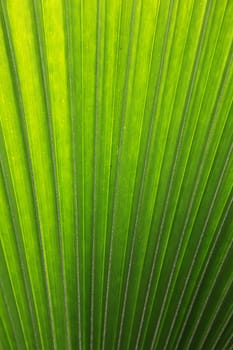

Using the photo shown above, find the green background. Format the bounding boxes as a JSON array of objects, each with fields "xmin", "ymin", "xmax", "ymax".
[{"xmin": 0, "ymin": 0, "xmax": 232, "ymax": 349}]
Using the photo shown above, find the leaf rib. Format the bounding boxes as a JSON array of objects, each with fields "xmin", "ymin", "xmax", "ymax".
[
  {"xmin": 0, "ymin": 2, "xmax": 56, "ymax": 348},
  {"xmin": 115, "ymin": 1, "xmax": 161, "ymax": 348},
  {"xmin": 102, "ymin": 0, "xmax": 138, "ymax": 347},
  {"xmin": 0, "ymin": 126, "xmax": 42, "ymax": 349},
  {"xmin": 149, "ymin": 2, "xmax": 231, "ymax": 348},
  {"xmin": 31, "ymin": 1, "xmax": 71, "ymax": 348},
  {"xmin": 63, "ymin": 0, "xmax": 82, "ymax": 348},
  {"xmin": 173, "ymin": 50, "xmax": 233, "ymax": 350}
]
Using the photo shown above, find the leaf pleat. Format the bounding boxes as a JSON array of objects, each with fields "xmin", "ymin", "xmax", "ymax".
[{"xmin": 0, "ymin": 0, "xmax": 232, "ymax": 349}]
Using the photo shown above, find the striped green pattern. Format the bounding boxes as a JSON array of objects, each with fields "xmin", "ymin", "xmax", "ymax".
[{"xmin": 0, "ymin": 0, "xmax": 232, "ymax": 349}]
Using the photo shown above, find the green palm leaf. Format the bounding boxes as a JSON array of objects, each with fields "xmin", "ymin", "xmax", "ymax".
[{"xmin": 0, "ymin": 0, "xmax": 232, "ymax": 349}]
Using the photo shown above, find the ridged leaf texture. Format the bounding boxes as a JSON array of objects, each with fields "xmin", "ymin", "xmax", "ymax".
[{"xmin": 0, "ymin": 0, "xmax": 232, "ymax": 349}]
